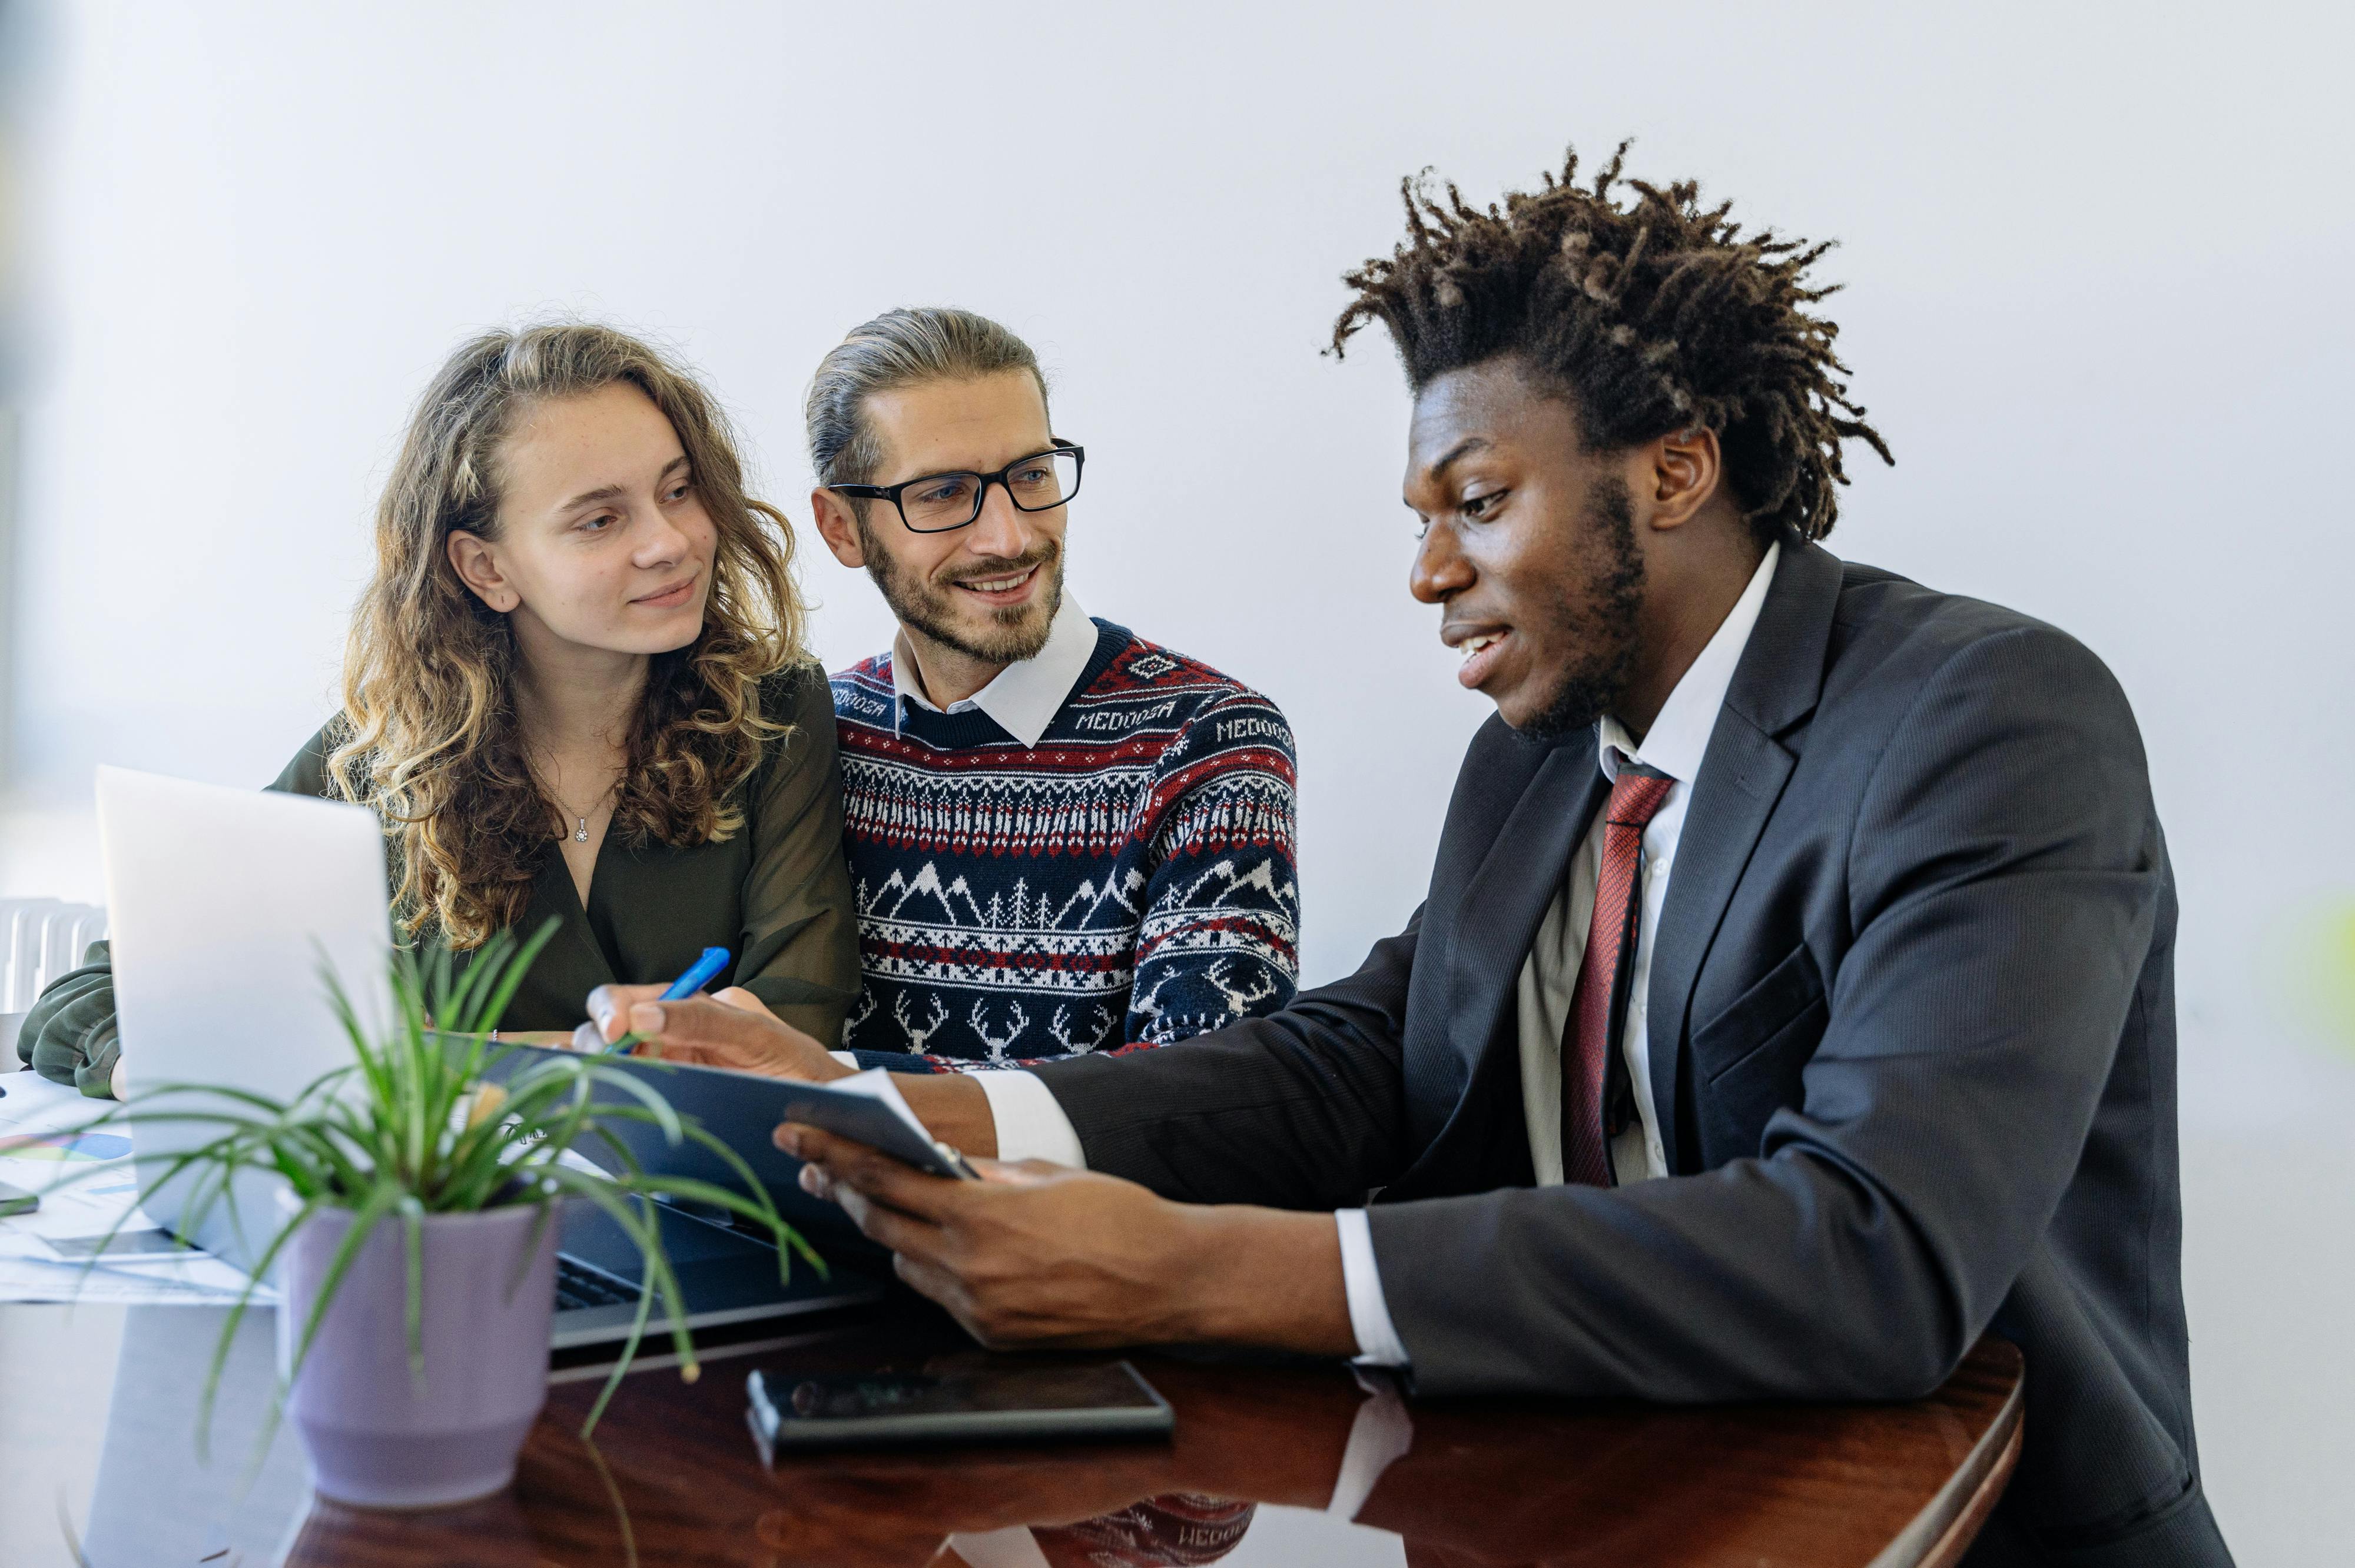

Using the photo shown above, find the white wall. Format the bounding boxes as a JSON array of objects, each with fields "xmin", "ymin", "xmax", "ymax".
[{"xmin": 4, "ymin": 4, "xmax": 2350, "ymax": 1559}]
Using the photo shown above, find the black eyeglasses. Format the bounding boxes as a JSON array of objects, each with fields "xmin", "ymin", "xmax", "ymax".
[{"xmin": 829, "ymin": 441, "xmax": 1084, "ymax": 534}]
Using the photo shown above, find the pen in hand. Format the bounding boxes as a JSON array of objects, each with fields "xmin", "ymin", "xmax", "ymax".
[{"xmin": 605, "ymin": 946, "xmax": 732, "ymax": 1055}]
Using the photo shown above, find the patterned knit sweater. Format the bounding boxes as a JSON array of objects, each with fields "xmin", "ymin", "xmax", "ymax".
[{"xmin": 830, "ymin": 619, "xmax": 1299, "ymax": 1071}]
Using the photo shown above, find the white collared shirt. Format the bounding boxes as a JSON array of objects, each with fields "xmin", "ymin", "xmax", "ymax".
[
  {"xmin": 890, "ymin": 590, "xmax": 1099, "ymax": 749},
  {"xmin": 1517, "ymin": 540, "xmax": 1781, "ymax": 1188},
  {"xmin": 987, "ymin": 545, "xmax": 1787, "ymax": 1366},
  {"xmin": 1337, "ymin": 540, "xmax": 1782, "ymax": 1364},
  {"xmin": 828, "ymin": 590, "xmax": 1116, "ymax": 1092}
]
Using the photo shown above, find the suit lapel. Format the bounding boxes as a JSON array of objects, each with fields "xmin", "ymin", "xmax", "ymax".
[
  {"xmin": 1644, "ymin": 717, "xmax": 1793, "ymax": 1174},
  {"xmin": 1644, "ymin": 537, "xmax": 1842, "ymax": 1172},
  {"xmin": 1444, "ymin": 742, "xmax": 1610, "ymax": 1082}
]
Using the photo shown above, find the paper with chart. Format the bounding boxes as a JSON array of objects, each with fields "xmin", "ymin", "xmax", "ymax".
[{"xmin": 1, "ymin": 1069, "xmax": 267, "ymax": 1303}]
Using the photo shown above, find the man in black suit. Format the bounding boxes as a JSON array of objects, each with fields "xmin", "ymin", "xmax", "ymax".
[{"xmin": 587, "ymin": 147, "xmax": 2231, "ymax": 1564}]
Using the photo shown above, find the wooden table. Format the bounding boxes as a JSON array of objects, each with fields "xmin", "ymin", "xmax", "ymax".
[{"xmin": 1, "ymin": 1297, "xmax": 2021, "ymax": 1567}]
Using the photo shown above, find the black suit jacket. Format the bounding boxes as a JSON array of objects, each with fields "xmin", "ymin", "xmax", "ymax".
[{"xmin": 1034, "ymin": 536, "xmax": 2231, "ymax": 1566}]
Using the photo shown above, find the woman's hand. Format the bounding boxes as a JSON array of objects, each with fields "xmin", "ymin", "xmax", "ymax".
[{"xmin": 570, "ymin": 984, "xmax": 853, "ymax": 1081}]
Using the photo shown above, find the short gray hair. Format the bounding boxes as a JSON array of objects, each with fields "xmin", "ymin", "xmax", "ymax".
[{"xmin": 804, "ymin": 307, "xmax": 1049, "ymax": 488}]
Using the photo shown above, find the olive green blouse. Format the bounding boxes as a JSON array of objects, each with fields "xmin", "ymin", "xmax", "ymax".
[{"xmin": 18, "ymin": 663, "xmax": 860, "ymax": 1097}]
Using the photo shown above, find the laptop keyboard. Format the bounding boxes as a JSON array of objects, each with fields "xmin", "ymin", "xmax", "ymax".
[{"xmin": 553, "ymin": 1254, "xmax": 641, "ymax": 1311}]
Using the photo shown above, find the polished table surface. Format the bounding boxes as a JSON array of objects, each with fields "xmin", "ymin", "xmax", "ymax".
[{"xmin": 0, "ymin": 1296, "xmax": 2022, "ymax": 1568}]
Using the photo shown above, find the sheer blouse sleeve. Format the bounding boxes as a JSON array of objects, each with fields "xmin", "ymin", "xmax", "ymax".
[{"xmin": 731, "ymin": 663, "xmax": 861, "ymax": 1045}]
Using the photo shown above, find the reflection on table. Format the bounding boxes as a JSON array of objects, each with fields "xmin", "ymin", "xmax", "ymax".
[{"xmin": 11, "ymin": 1295, "xmax": 2022, "ymax": 1567}]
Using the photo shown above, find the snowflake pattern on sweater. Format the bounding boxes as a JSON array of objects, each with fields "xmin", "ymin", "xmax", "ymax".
[{"xmin": 830, "ymin": 619, "xmax": 1299, "ymax": 1071}]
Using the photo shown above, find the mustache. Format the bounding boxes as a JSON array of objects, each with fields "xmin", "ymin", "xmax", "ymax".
[{"xmin": 938, "ymin": 540, "xmax": 1059, "ymax": 588}]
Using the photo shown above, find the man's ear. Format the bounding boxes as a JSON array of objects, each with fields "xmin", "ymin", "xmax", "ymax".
[
  {"xmin": 1647, "ymin": 426, "xmax": 1725, "ymax": 532},
  {"xmin": 809, "ymin": 488, "xmax": 869, "ymax": 569},
  {"xmin": 446, "ymin": 530, "xmax": 520, "ymax": 613}
]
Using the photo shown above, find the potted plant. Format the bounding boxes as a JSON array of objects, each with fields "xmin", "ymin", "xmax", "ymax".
[{"xmin": 79, "ymin": 920, "xmax": 821, "ymax": 1509}]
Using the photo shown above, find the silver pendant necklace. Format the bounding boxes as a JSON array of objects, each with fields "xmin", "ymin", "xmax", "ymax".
[
  {"xmin": 560, "ymin": 783, "xmax": 616, "ymax": 845},
  {"xmin": 534, "ymin": 755, "xmax": 619, "ymax": 849}
]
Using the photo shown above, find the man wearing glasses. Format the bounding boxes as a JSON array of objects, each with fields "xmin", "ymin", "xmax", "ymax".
[{"xmin": 794, "ymin": 307, "xmax": 1299, "ymax": 1088}]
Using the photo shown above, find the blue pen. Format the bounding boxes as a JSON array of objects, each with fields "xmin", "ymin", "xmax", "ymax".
[{"xmin": 606, "ymin": 946, "xmax": 731, "ymax": 1054}]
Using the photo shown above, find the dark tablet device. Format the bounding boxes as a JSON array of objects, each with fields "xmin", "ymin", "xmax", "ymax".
[
  {"xmin": 475, "ymin": 1045, "xmax": 977, "ymax": 1189},
  {"xmin": 747, "ymin": 1361, "xmax": 1173, "ymax": 1456}
]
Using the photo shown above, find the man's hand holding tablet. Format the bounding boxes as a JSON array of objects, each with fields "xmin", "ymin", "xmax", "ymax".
[
  {"xmin": 575, "ymin": 980, "xmax": 1358, "ymax": 1356},
  {"xmin": 775, "ymin": 1120, "xmax": 1356, "ymax": 1355}
]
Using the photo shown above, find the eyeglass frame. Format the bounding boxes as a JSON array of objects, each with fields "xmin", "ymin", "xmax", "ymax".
[{"xmin": 825, "ymin": 440, "xmax": 1086, "ymax": 534}]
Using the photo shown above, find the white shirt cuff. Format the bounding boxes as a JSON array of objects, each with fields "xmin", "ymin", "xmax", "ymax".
[
  {"xmin": 942, "ymin": 1526, "xmax": 1051, "ymax": 1568},
  {"xmin": 1325, "ymin": 1369, "xmax": 1414, "ymax": 1519},
  {"xmin": 973, "ymin": 1070, "xmax": 1088, "ymax": 1169},
  {"xmin": 1334, "ymin": 1208, "xmax": 1410, "ymax": 1367},
  {"xmin": 828, "ymin": 1051, "xmax": 858, "ymax": 1069}
]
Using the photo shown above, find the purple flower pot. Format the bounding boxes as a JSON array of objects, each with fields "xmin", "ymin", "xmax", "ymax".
[{"xmin": 277, "ymin": 1194, "xmax": 559, "ymax": 1509}]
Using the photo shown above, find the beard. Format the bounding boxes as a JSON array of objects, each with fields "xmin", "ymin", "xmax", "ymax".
[
  {"xmin": 1512, "ymin": 476, "xmax": 1648, "ymax": 740},
  {"xmin": 855, "ymin": 516, "xmax": 1064, "ymax": 666}
]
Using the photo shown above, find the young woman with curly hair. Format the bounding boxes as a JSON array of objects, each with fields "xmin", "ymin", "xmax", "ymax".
[{"xmin": 22, "ymin": 322, "xmax": 859, "ymax": 1097}]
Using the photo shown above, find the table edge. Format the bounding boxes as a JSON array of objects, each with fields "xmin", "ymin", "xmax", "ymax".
[{"xmin": 1865, "ymin": 1349, "xmax": 2026, "ymax": 1568}]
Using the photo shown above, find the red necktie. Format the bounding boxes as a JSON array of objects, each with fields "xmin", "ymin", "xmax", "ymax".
[{"xmin": 1562, "ymin": 766, "xmax": 1676, "ymax": 1187}]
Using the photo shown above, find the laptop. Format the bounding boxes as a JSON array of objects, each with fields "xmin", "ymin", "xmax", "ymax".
[{"xmin": 95, "ymin": 765, "xmax": 884, "ymax": 1348}]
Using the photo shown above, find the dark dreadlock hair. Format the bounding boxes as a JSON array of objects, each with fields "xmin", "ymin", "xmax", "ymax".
[{"xmin": 1331, "ymin": 142, "xmax": 1893, "ymax": 546}]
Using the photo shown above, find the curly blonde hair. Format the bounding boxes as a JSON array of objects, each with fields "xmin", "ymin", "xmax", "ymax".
[{"xmin": 329, "ymin": 322, "xmax": 809, "ymax": 946}]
